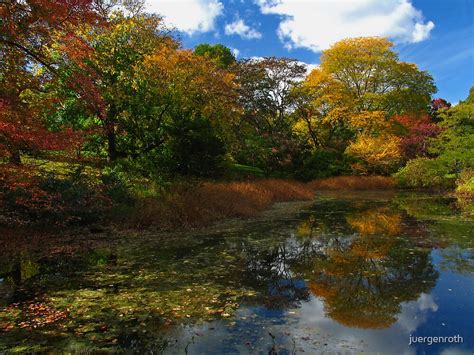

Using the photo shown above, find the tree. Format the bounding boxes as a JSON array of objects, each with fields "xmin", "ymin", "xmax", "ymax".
[
  {"xmin": 234, "ymin": 57, "xmax": 307, "ymax": 173},
  {"xmin": 319, "ymin": 37, "xmax": 436, "ymax": 117},
  {"xmin": 0, "ymin": 0, "xmax": 98, "ymax": 71},
  {"xmin": 429, "ymin": 88, "xmax": 474, "ymax": 170},
  {"xmin": 129, "ymin": 46, "xmax": 237, "ymax": 176},
  {"xmin": 48, "ymin": 13, "xmax": 174, "ymax": 161},
  {"xmin": 297, "ymin": 37, "xmax": 436, "ymax": 155},
  {"xmin": 293, "ymin": 69, "xmax": 352, "ymax": 149},
  {"xmin": 395, "ymin": 87, "xmax": 474, "ymax": 188},
  {"xmin": 0, "ymin": 0, "xmax": 97, "ymax": 164},
  {"xmin": 194, "ymin": 43, "xmax": 236, "ymax": 69},
  {"xmin": 295, "ymin": 37, "xmax": 437, "ymax": 176},
  {"xmin": 236, "ymin": 57, "xmax": 307, "ymax": 136},
  {"xmin": 429, "ymin": 98, "xmax": 451, "ymax": 122},
  {"xmin": 392, "ymin": 113, "xmax": 441, "ymax": 160}
]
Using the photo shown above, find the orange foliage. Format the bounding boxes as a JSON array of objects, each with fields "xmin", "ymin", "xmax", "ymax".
[
  {"xmin": 129, "ymin": 179, "xmax": 315, "ymax": 229},
  {"xmin": 329, "ymin": 306, "xmax": 395, "ymax": 329},
  {"xmin": 347, "ymin": 208, "xmax": 402, "ymax": 236},
  {"xmin": 308, "ymin": 176, "xmax": 395, "ymax": 190},
  {"xmin": 308, "ymin": 281, "xmax": 338, "ymax": 299}
]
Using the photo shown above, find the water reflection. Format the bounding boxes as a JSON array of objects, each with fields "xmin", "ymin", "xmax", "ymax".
[{"xmin": 0, "ymin": 191, "xmax": 473, "ymax": 353}]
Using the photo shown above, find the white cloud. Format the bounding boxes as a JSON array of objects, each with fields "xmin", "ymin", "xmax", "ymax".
[
  {"xmin": 225, "ymin": 19, "xmax": 262, "ymax": 39},
  {"xmin": 300, "ymin": 61, "xmax": 319, "ymax": 75},
  {"xmin": 256, "ymin": 0, "xmax": 435, "ymax": 52},
  {"xmin": 146, "ymin": 0, "xmax": 223, "ymax": 34},
  {"xmin": 230, "ymin": 47, "xmax": 240, "ymax": 57}
]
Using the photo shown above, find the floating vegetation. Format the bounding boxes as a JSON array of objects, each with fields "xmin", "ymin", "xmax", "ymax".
[{"xmin": 1, "ymin": 191, "xmax": 473, "ymax": 352}]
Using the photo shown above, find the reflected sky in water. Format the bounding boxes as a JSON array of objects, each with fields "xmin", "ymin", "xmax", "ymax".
[{"xmin": 0, "ymin": 191, "xmax": 473, "ymax": 353}]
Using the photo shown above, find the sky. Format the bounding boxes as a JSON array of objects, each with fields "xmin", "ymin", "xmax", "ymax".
[{"xmin": 145, "ymin": 0, "xmax": 474, "ymax": 103}]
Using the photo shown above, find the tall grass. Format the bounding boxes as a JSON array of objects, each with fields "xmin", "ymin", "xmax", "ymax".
[
  {"xmin": 128, "ymin": 176, "xmax": 396, "ymax": 229},
  {"xmin": 308, "ymin": 176, "xmax": 395, "ymax": 190},
  {"xmin": 128, "ymin": 179, "xmax": 315, "ymax": 229}
]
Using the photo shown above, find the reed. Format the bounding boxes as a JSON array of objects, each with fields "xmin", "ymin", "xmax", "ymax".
[
  {"xmin": 308, "ymin": 176, "xmax": 395, "ymax": 190},
  {"xmin": 129, "ymin": 179, "xmax": 314, "ymax": 229}
]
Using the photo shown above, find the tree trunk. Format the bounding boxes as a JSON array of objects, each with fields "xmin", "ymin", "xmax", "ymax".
[
  {"xmin": 107, "ymin": 125, "xmax": 117, "ymax": 161},
  {"xmin": 104, "ymin": 105, "xmax": 118, "ymax": 161}
]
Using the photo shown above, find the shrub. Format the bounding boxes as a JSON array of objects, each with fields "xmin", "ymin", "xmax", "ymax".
[
  {"xmin": 101, "ymin": 168, "xmax": 133, "ymax": 204},
  {"xmin": 394, "ymin": 158, "xmax": 455, "ymax": 189},
  {"xmin": 345, "ymin": 134, "xmax": 402, "ymax": 175},
  {"xmin": 1, "ymin": 167, "xmax": 111, "ymax": 225},
  {"xmin": 296, "ymin": 149, "xmax": 350, "ymax": 181},
  {"xmin": 456, "ymin": 169, "xmax": 474, "ymax": 196}
]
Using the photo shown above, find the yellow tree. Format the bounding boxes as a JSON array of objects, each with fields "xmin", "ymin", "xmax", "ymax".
[
  {"xmin": 345, "ymin": 133, "xmax": 403, "ymax": 174},
  {"xmin": 296, "ymin": 37, "xmax": 436, "ymax": 163},
  {"xmin": 319, "ymin": 37, "xmax": 435, "ymax": 119}
]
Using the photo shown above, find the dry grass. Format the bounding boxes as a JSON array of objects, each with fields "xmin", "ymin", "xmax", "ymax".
[
  {"xmin": 129, "ymin": 179, "xmax": 315, "ymax": 229},
  {"xmin": 128, "ymin": 176, "xmax": 396, "ymax": 229},
  {"xmin": 308, "ymin": 176, "xmax": 395, "ymax": 190}
]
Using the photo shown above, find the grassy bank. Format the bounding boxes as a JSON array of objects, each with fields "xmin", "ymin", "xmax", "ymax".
[
  {"xmin": 127, "ymin": 179, "xmax": 315, "ymax": 229},
  {"xmin": 308, "ymin": 176, "xmax": 396, "ymax": 190},
  {"xmin": 1, "ymin": 167, "xmax": 397, "ymax": 230},
  {"xmin": 125, "ymin": 176, "xmax": 396, "ymax": 230}
]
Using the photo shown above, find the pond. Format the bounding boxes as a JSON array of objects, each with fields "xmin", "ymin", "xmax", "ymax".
[{"xmin": 0, "ymin": 191, "xmax": 473, "ymax": 353}]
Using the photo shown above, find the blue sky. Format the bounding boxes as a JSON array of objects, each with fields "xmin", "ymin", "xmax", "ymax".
[{"xmin": 146, "ymin": 0, "xmax": 474, "ymax": 103}]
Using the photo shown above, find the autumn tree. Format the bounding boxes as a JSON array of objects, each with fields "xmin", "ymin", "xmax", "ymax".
[
  {"xmin": 0, "ymin": 0, "xmax": 100, "ymax": 164},
  {"xmin": 296, "ymin": 37, "xmax": 436, "ymax": 176},
  {"xmin": 130, "ymin": 46, "xmax": 237, "ymax": 176},
  {"xmin": 392, "ymin": 113, "xmax": 441, "ymax": 160},
  {"xmin": 345, "ymin": 134, "xmax": 402, "ymax": 175},
  {"xmin": 298, "ymin": 37, "xmax": 436, "ymax": 141},
  {"xmin": 47, "ymin": 13, "xmax": 175, "ymax": 161},
  {"xmin": 429, "ymin": 98, "xmax": 451, "ymax": 122},
  {"xmin": 318, "ymin": 37, "xmax": 436, "ymax": 118},
  {"xmin": 293, "ymin": 69, "xmax": 353, "ymax": 149},
  {"xmin": 0, "ymin": 0, "xmax": 98, "ymax": 71}
]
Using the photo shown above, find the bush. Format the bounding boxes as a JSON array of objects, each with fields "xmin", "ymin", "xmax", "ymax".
[
  {"xmin": 101, "ymin": 168, "xmax": 134, "ymax": 204},
  {"xmin": 394, "ymin": 158, "xmax": 455, "ymax": 189},
  {"xmin": 456, "ymin": 169, "xmax": 474, "ymax": 196},
  {"xmin": 1, "ymin": 167, "xmax": 111, "ymax": 225},
  {"xmin": 345, "ymin": 134, "xmax": 402, "ymax": 175},
  {"xmin": 296, "ymin": 149, "xmax": 350, "ymax": 181},
  {"xmin": 164, "ymin": 117, "xmax": 227, "ymax": 177}
]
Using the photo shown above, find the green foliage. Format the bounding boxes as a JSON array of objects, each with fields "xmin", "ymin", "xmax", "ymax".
[
  {"xmin": 163, "ymin": 117, "xmax": 227, "ymax": 177},
  {"xmin": 396, "ymin": 87, "xmax": 474, "ymax": 190},
  {"xmin": 296, "ymin": 149, "xmax": 350, "ymax": 181},
  {"xmin": 193, "ymin": 43, "xmax": 236, "ymax": 69},
  {"xmin": 227, "ymin": 164, "xmax": 265, "ymax": 179},
  {"xmin": 429, "ymin": 92, "xmax": 474, "ymax": 169},
  {"xmin": 456, "ymin": 169, "xmax": 474, "ymax": 196},
  {"xmin": 394, "ymin": 158, "xmax": 455, "ymax": 189},
  {"xmin": 100, "ymin": 168, "xmax": 134, "ymax": 203}
]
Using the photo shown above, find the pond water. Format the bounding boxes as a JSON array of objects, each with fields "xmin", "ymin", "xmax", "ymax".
[{"xmin": 0, "ymin": 191, "xmax": 473, "ymax": 353}]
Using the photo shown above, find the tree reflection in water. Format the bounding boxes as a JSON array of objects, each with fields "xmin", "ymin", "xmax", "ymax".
[
  {"xmin": 2, "ymin": 192, "xmax": 472, "ymax": 352},
  {"xmin": 242, "ymin": 204, "xmax": 438, "ymax": 329}
]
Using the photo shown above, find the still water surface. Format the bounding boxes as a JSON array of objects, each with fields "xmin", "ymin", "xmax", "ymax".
[{"xmin": 0, "ymin": 191, "xmax": 473, "ymax": 353}]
